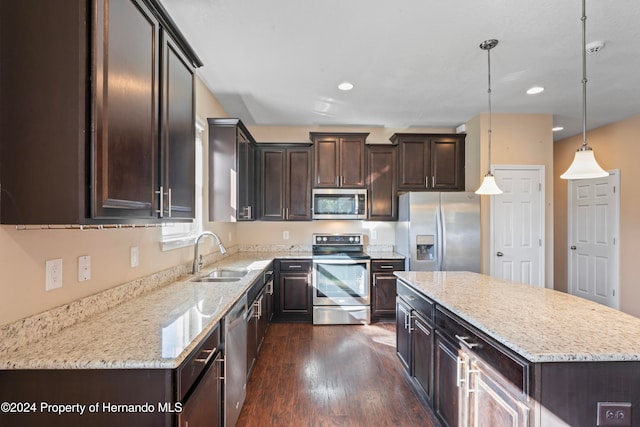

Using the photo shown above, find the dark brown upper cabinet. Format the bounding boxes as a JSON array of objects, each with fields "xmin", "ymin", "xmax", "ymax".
[
  {"xmin": 208, "ymin": 119, "xmax": 257, "ymax": 222},
  {"xmin": 390, "ymin": 133, "xmax": 465, "ymax": 191},
  {"xmin": 366, "ymin": 144, "xmax": 398, "ymax": 221},
  {"xmin": 0, "ymin": 0, "xmax": 201, "ymax": 224},
  {"xmin": 310, "ymin": 133, "xmax": 368, "ymax": 188},
  {"xmin": 258, "ymin": 144, "xmax": 312, "ymax": 221}
]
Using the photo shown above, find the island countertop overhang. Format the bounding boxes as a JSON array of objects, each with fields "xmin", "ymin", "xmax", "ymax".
[{"xmin": 394, "ymin": 271, "xmax": 640, "ymax": 363}]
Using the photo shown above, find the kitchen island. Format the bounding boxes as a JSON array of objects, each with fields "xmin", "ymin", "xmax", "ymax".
[{"xmin": 395, "ymin": 271, "xmax": 640, "ymax": 427}]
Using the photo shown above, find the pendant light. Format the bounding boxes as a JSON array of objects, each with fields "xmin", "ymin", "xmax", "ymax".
[
  {"xmin": 560, "ymin": 0, "xmax": 608, "ymax": 180},
  {"xmin": 475, "ymin": 39, "xmax": 503, "ymax": 195}
]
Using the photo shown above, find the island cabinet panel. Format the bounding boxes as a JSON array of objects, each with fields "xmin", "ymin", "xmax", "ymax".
[
  {"xmin": 0, "ymin": 0, "xmax": 200, "ymax": 224},
  {"xmin": 366, "ymin": 144, "xmax": 398, "ymax": 221},
  {"xmin": 311, "ymin": 132, "xmax": 368, "ymax": 188},
  {"xmin": 395, "ymin": 298, "xmax": 412, "ymax": 372},
  {"xmin": 273, "ymin": 259, "xmax": 313, "ymax": 322},
  {"xmin": 433, "ymin": 331, "xmax": 460, "ymax": 427},
  {"xmin": 391, "ymin": 133, "xmax": 465, "ymax": 191},
  {"xmin": 412, "ymin": 312, "xmax": 434, "ymax": 401}
]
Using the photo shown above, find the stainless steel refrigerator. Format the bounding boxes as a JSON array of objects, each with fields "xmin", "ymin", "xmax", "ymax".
[{"xmin": 396, "ymin": 192, "xmax": 481, "ymax": 272}]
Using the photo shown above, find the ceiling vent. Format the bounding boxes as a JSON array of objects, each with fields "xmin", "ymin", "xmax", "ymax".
[{"xmin": 586, "ymin": 41, "xmax": 605, "ymax": 54}]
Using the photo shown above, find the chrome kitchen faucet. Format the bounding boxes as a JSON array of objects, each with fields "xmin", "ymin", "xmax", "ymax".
[{"xmin": 192, "ymin": 231, "xmax": 227, "ymax": 274}]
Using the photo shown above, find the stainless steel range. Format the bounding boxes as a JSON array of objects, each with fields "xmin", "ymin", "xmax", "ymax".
[{"xmin": 312, "ymin": 233, "xmax": 371, "ymax": 325}]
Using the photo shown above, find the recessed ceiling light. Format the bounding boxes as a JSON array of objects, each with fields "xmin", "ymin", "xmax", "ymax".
[
  {"xmin": 552, "ymin": 126, "xmax": 564, "ymax": 132},
  {"xmin": 526, "ymin": 86, "xmax": 544, "ymax": 95},
  {"xmin": 338, "ymin": 81, "xmax": 354, "ymax": 91}
]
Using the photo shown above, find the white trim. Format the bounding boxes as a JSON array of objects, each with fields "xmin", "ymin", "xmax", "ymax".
[{"xmin": 489, "ymin": 165, "xmax": 546, "ymax": 287}]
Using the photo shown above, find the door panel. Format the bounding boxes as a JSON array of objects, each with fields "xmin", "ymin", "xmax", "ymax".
[
  {"xmin": 492, "ymin": 167, "xmax": 544, "ymax": 287},
  {"xmin": 568, "ymin": 171, "xmax": 619, "ymax": 309}
]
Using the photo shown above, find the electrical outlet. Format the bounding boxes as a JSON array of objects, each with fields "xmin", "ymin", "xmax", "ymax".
[
  {"xmin": 597, "ymin": 402, "xmax": 631, "ymax": 427},
  {"xmin": 45, "ymin": 258, "xmax": 63, "ymax": 291},
  {"xmin": 283, "ymin": 230, "xmax": 289, "ymax": 240},
  {"xmin": 371, "ymin": 230, "xmax": 378, "ymax": 240},
  {"xmin": 78, "ymin": 255, "xmax": 91, "ymax": 282},
  {"xmin": 130, "ymin": 246, "xmax": 139, "ymax": 268}
]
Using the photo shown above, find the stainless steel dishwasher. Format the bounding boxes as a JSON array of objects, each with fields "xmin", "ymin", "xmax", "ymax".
[{"xmin": 224, "ymin": 294, "xmax": 248, "ymax": 427}]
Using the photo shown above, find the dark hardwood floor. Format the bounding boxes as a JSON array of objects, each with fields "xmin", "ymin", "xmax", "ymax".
[{"xmin": 236, "ymin": 322, "xmax": 441, "ymax": 427}]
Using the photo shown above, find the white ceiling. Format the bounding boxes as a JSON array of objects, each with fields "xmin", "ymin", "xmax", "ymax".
[{"xmin": 161, "ymin": 0, "xmax": 640, "ymax": 141}]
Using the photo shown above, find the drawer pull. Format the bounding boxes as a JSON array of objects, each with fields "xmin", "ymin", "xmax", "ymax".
[
  {"xmin": 288, "ymin": 265, "xmax": 302, "ymax": 269},
  {"xmin": 195, "ymin": 349, "xmax": 217, "ymax": 364},
  {"xmin": 380, "ymin": 265, "xmax": 394, "ymax": 269},
  {"xmin": 455, "ymin": 334, "xmax": 480, "ymax": 349},
  {"xmin": 456, "ymin": 356, "xmax": 466, "ymax": 387}
]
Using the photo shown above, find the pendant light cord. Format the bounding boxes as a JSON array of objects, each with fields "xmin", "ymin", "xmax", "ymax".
[
  {"xmin": 581, "ymin": 0, "xmax": 588, "ymax": 149},
  {"xmin": 487, "ymin": 45, "xmax": 493, "ymax": 174}
]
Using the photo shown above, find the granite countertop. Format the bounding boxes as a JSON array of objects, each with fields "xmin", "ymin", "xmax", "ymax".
[
  {"xmin": 394, "ymin": 271, "xmax": 640, "ymax": 363},
  {"xmin": 0, "ymin": 252, "xmax": 298, "ymax": 370}
]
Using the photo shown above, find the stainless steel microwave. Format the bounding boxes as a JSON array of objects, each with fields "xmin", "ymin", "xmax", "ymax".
[{"xmin": 312, "ymin": 188, "xmax": 367, "ymax": 220}]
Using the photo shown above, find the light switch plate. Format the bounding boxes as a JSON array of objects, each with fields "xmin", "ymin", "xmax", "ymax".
[
  {"xmin": 283, "ymin": 231, "xmax": 289, "ymax": 240},
  {"xmin": 78, "ymin": 255, "xmax": 91, "ymax": 282}
]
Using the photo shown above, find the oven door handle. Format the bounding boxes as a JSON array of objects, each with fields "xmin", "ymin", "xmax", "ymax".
[{"xmin": 313, "ymin": 259, "xmax": 371, "ymax": 266}]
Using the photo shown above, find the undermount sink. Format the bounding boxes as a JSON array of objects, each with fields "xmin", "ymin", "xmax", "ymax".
[{"xmin": 190, "ymin": 268, "xmax": 248, "ymax": 283}]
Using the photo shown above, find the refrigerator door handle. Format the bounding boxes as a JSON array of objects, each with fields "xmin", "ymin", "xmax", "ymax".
[{"xmin": 439, "ymin": 201, "xmax": 446, "ymax": 271}]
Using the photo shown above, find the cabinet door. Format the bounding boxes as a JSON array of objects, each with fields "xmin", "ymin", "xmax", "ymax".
[
  {"xmin": 430, "ymin": 136, "xmax": 465, "ymax": 191},
  {"xmin": 280, "ymin": 273, "xmax": 312, "ymax": 314},
  {"xmin": 397, "ymin": 136, "xmax": 429, "ymax": 190},
  {"xmin": 178, "ymin": 353, "xmax": 222, "ymax": 427},
  {"xmin": 396, "ymin": 299, "xmax": 412, "ymax": 372},
  {"xmin": 372, "ymin": 273, "xmax": 397, "ymax": 317},
  {"xmin": 160, "ymin": 30, "xmax": 195, "ymax": 219},
  {"xmin": 260, "ymin": 148, "xmax": 286, "ymax": 220},
  {"xmin": 467, "ymin": 357, "xmax": 530, "ymax": 427},
  {"xmin": 93, "ymin": 0, "xmax": 159, "ymax": 219},
  {"xmin": 339, "ymin": 136, "xmax": 366, "ymax": 187},
  {"xmin": 237, "ymin": 128, "xmax": 256, "ymax": 220},
  {"xmin": 413, "ymin": 313, "xmax": 434, "ymax": 401},
  {"xmin": 434, "ymin": 332, "xmax": 459, "ymax": 427},
  {"xmin": 313, "ymin": 136, "xmax": 340, "ymax": 187},
  {"xmin": 286, "ymin": 148, "xmax": 312, "ymax": 220},
  {"xmin": 367, "ymin": 145, "xmax": 398, "ymax": 220}
]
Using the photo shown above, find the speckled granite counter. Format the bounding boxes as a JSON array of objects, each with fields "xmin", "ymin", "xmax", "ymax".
[
  {"xmin": 394, "ymin": 271, "xmax": 640, "ymax": 363},
  {"xmin": 0, "ymin": 251, "xmax": 310, "ymax": 370}
]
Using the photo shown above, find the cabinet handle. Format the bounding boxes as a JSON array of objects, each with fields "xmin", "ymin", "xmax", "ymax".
[
  {"xmin": 380, "ymin": 265, "xmax": 394, "ymax": 269},
  {"xmin": 195, "ymin": 348, "xmax": 217, "ymax": 365},
  {"xmin": 432, "ymin": 176, "xmax": 435, "ymax": 187},
  {"xmin": 456, "ymin": 356, "xmax": 466, "ymax": 387},
  {"xmin": 167, "ymin": 188, "xmax": 172, "ymax": 217},
  {"xmin": 425, "ymin": 176, "xmax": 428, "ymax": 188},
  {"xmin": 288, "ymin": 265, "xmax": 302, "ymax": 269},
  {"xmin": 286, "ymin": 208, "xmax": 289, "ymax": 219},
  {"xmin": 247, "ymin": 206, "xmax": 252, "ymax": 219},
  {"xmin": 455, "ymin": 334, "xmax": 480, "ymax": 349},
  {"xmin": 155, "ymin": 186, "xmax": 165, "ymax": 217}
]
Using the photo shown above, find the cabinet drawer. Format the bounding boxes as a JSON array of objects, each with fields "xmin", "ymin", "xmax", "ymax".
[
  {"xmin": 397, "ymin": 279, "xmax": 433, "ymax": 321},
  {"xmin": 371, "ymin": 259, "xmax": 405, "ymax": 272},
  {"xmin": 436, "ymin": 307, "xmax": 529, "ymax": 394},
  {"xmin": 279, "ymin": 260, "xmax": 311, "ymax": 272},
  {"xmin": 176, "ymin": 323, "xmax": 221, "ymax": 401}
]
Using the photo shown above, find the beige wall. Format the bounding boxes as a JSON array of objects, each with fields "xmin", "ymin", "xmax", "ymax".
[
  {"xmin": 471, "ymin": 113, "xmax": 555, "ymax": 287},
  {"xmin": 554, "ymin": 114, "xmax": 640, "ymax": 317},
  {"xmin": 0, "ymin": 76, "xmax": 231, "ymax": 326}
]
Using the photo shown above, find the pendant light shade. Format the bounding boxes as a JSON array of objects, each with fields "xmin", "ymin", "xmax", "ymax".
[
  {"xmin": 475, "ymin": 39, "xmax": 503, "ymax": 195},
  {"xmin": 560, "ymin": 0, "xmax": 608, "ymax": 180},
  {"xmin": 476, "ymin": 173, "xmax": 503, "ymax": 195}
]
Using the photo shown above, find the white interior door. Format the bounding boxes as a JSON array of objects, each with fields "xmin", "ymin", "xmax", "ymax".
[
  {"xmin": 491, "ymin": 166, "xmax": 545, "ymax": 287},
  {"xmin": 568, "ymin": 170, "xmax": 619, "ymax": 309}
]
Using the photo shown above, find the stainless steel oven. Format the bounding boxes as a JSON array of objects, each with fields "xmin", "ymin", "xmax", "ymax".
[{"xmin": 312, "ymin": 233, "xmax": 371, "ymax": 324}]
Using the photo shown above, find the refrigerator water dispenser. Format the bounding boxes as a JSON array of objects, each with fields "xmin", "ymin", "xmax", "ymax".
[{"xmin": 416, "ymin": 235, "xmax": 435, "ymax": 260}]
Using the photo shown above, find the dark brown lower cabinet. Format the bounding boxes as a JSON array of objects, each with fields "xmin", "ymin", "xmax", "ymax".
[
  {"xmin": 395, "ymin": 298, "xmax": 412, "ymax": 372},
  {"xmin": 273, "ymin": 260, "xmax": 312, "ymax": 322},
  {"xmin": 178, "ymin": 351, "xmax": 222, "ymax": 427},
  {"xmin": 372, "ymin": 259, "xmax": 405, "ymax": 320},
  {"xmin": 412, "ymin": 312, "xmax": 433, "ymax": 401},
  {"xmin": 433, "ymin": 331, "xmax": 459, "ymax": 427}
]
